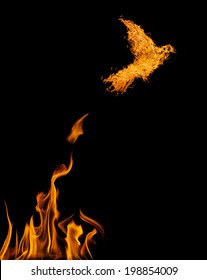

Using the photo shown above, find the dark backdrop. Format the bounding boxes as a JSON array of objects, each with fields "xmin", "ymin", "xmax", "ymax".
[{"xmin": 1, "ymin": 2, "xmax": 205, "ymax": 260}]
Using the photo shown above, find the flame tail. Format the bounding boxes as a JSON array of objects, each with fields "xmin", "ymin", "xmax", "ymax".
[{"xmin": 0, "ymin": 202, "xmax": 13, "ymax": 260}]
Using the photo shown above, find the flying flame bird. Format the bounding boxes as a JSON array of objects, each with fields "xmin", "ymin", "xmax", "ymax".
[
  {"xmin": 103, "ymin": 17, "xmax": 176, "ymax": 94},
  {"xmin": 0, "ymin": 113, "xmax": 104, "ymax": 260}
]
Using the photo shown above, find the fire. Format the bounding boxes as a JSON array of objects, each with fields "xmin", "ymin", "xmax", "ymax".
[
  {"xmin": 0, "ymin": 113, "xmax": 104, "ymax": 260},
  {"xmin": 103, "ymin": 17, "xmax": 176, "ymax": 94}
]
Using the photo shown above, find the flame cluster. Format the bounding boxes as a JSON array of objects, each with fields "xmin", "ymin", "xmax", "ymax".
[{"xmin": 0, "ymin": 114, "xmax": 104, "ymax": 260}]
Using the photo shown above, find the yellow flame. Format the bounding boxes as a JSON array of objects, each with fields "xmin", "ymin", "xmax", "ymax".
[
  {"xmin": 103, "ymin": 17, "xmax": 176, "ymax": 94},
  {"xmin": 67, "ymin": 113, "xmax": 89, "ymax": 144},
  {"xmin": 0, "ymin": 113, "xmax": 104, "ymax": 260},
  {"xmin": 0, "ymin": 202, "xmax": 13, "ymax": 259}
]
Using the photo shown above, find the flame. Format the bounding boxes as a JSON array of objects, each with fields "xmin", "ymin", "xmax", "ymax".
[
  {"xmin": 67, "ymin": 113, "xmax": 89, "ymax": 144},
  {"xmin": 103, "ymin": 17, "xmax": 176, "ymax": 94},
  {"xmin": 0, "ymin": 113, "xmax": 104, "ymax": 260}
]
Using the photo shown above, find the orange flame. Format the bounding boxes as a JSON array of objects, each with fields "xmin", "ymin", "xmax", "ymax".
[
  {"xmin": 0, "ymin": 113, "xmax": 104, "ymax": 260},
  {"xmin": 103, "ymin": 17, "xmax": 176, "ymax": 94}
]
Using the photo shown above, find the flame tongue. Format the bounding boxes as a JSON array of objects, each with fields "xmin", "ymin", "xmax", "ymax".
[
  {"xmin": 67, "ymin": 113, "xmax": 89, "ymax": 144},
  {"xmin": 0, "ymin": 113, "xmax": 104, "ymax": 260}
]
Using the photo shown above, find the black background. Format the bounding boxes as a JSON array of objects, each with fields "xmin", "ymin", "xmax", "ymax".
[{"xmin": 0, "ymin": 2, "xmax": 206, "ymax": 260}]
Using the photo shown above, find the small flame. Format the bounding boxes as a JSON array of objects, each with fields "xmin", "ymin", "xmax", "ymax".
[
  {"xmin": 0, "ymin": 113, "xmax": 104, "ymax": 260},
  {"xmin": 67, "ymin": 113, "xmax": 89, "ymax": 144},
  {"xmin": 103, "ymin": 17, "xmax": 176, "ymax": 94}
]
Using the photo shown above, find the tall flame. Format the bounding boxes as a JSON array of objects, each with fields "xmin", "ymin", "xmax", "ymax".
[
  {"xmin": 103, "ymin": 17, "xmax": 176, "ymax": 94},
  {"xmin": 0, "ymin": 113, "xmax": 104, "ymax": 260}
]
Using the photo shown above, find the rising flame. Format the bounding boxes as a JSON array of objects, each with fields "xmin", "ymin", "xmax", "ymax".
[
  {"xmin": 0, "ymin": 113, "xmax": 104, "ymax": 260},
  {"xmin": 103, "ymin": 17, "xmax": 176, "ymax": 94}
]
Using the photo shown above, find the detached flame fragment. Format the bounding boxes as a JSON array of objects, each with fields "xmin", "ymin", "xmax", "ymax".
[
  {"xmin": 0, "ymin": 113, "xmax": 104, "ymax": 260},
  {"xmin": 103, "ymin": 18, "xmax": 176, "ymax": 94}
]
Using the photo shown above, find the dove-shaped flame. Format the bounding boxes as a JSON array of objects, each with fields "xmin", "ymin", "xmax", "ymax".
[{"xmin": 103, "ymin": 18, "xmax": 176, "ymax": 95}]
